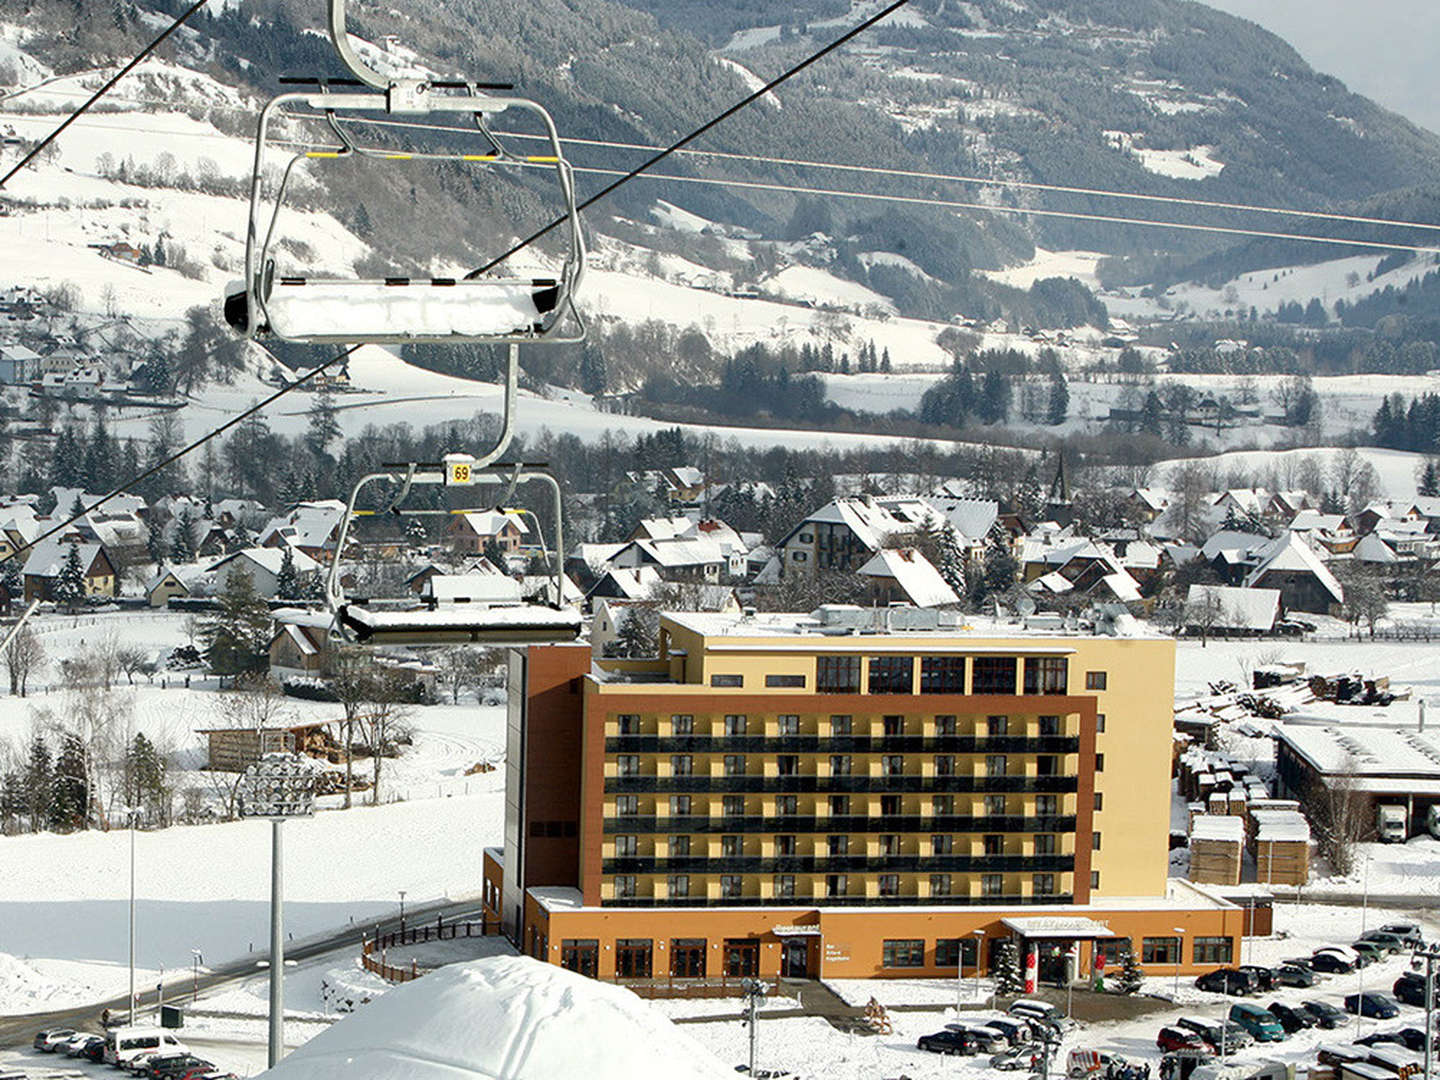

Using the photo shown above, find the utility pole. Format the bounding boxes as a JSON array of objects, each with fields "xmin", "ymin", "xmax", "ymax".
[
  {"xmin": 1422, "ymin": 946, "xmax": 1436, "ymax": 1080},
  {"xmin": 741, "ymin": 977, "xmax": 767, "ymax": 1076},
  {"xmin": 129, "ymin": 809, "xmax": 137, "ymax": 1025}
]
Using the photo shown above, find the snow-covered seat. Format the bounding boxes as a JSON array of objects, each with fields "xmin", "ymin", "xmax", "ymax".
[
  {"xmin": 336, "ymin": 601, "xmax": 581, "ymax": 645},
  {"xmin": 224, "ymin": 277, "xmax": 561, "ymax": 344}
]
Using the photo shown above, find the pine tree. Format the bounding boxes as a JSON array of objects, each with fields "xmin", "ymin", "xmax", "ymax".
[
  {"xmin": 1420, "ymin": 461, "xmax": 1439, "ymax": 498},
  {"xmin": 170, "ymin": 507, "xmax": 196, "ymax": 562},
  {"xmin": 404, "ymin": 517, "xmax": 428, "ymax": 549},
  {"xmin": 24, "ymin": 734, "xmax": 52, "ymax": 833},
  {"xmin": 936, "ymin": 522, "xmax": 967, "ymax": 600},
  {"xmin": 126, "ymin": 733, "xmax": 167, "ymax": 826},
  {"xmin": 1046, "ymin": 370, "xmax": 1069, "ymax": 426},
  {"xmin": 50, "ymin": 732, "xmax": 89, "ymax": 832},
  {"xmin": 1116, "ymin": 945, "xmax": 1144, "ymax": 995},
  {"xmin": 55, "ymin": 542, "xmax": 87, "ymax": 610},
  {"xmin": 993, "ymin": 937, "xmax": 1025, "ymax": 997},
  {"xmin": 274, "ymin": 544, "xmax": 300, "ymax": 601},
  {"xmin": 610, "ymin": 606, "xmax": 658, "ymax": 658},
  {"xmin": 483, "ymin": 537, "xmax": 508, "ymax": 573},
  {"xmin": 305, "ymin": 386, "xmax": 341, "ymax": 459},
  {"xmin": 201, "ymin": 567, "xmax": 272, "ymax": 678}
]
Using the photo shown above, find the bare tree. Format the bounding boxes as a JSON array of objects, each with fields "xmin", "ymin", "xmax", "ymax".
[
  {"xmin": 359, "ymin": 669, "xmax": 412, "ymax": 806},
  {"xmin": 1309, "ymin": 760, "xmax": 1366, "ymax": 876},
  {"xmin": 3, "ymin": 625, "xmax": 44, "ymax": 697},
  {"xmin": 115, "ymin": 645, "xmax": 150, "ymax": 685},
  {"xmin": 1337, "ymin": 565, "xmax": 1388, "ymax": 637},
  {"xmin": 330, "ymin": 648, "xmax": 377, "ymax": 809},
  {"xmin": 1185, "ymin": 587, "xmax": 1227, "ymax": 647},
  {"xmin": 437, "ymin": 647, "xmax": 493, "ymax": 705}
]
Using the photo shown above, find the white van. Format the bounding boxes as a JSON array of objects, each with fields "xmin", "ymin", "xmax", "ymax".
[{"xmin": 103, "ymin": 1026, "xmax": 186, "ymax": 1066}]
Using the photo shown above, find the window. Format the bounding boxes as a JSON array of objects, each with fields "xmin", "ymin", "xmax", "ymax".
[
  {"xmin": 775, "ymin": 834, "xmax": 797, "ymax": 855},
  {"xmin": 1094, "ymin": 793, "xmax": 1103, "ymax": 811},
  {"xmin": 987, "ymin": 715, "xmax": 1009, "ymax": 736},
  {"xmin": 791, "ymin": 551, "xmax": 807, "ymax": 563},
  {"xmin": 672, "ymin": 714, "xmax": 694, "ymax": 735},
  {"xmin": 721, "ymin": 835, "xmax": 742, "ymax": 857},
  {"xmin": 1090, "ymin": 870, "xmax": 1100, "ymax": 889},
  {"xmin": 1141, "ymin": 936, "xmax": 1180, "ymax": 965},
  {"xmin": 1036, "ymin": 794, "xmax": 1058, "ymax": 815},
  {"xmin": 774, "ymin": 874, "xmax": 796, "ymax": 899},
  {"xmin": 984, "ymin": 794, "xmax": 1007, "ymax": 815},
  {"xmin": 1097, "ymin": 937, "xmax": 1127, "ymax": 967},
  {"xmin": 671, "ymin": 937, "xmax": 704, "ymax": 976},
  {"xmin": 777, "ymin": 795, "xmax": 798, "ymax": 815},
  {"xmin": 934, "ymin": 714, "xmax": 957, "ymax": 736},
  {"xmin": 882, "ymin": 754, "xmax": 905, "ymax": 776},
  {"xmin": 932, "ymin": 834, "xmax": 953, "ymax": 854},
  {"xmin": 799, "ymin": 532, "xmax": 813, "ymax": 543},
  {"xmin": 670, "ymin": 795, "xmax": 691, "ymax": 816},
  {"xmin": 724, "ymin": 714, "xmax": 748, "ymax": 736},
  {"xmin": 561, "ymin": 939, "xmax": 599, "ymax": 977},
  {"xmin": 670, "ymin": 835, "xmax": 691, "ymax": 856},
  {"xmin": 830, "ymin": 714, "xmax": 853, "ymax": 735},
  {"xmin": 1086, "ymin": 671, "xmax": 1108, "ymax": 690},
  {"xmin": 882, "ymin": 939, "xmax": 925, "ymax": 967},
  {"xmin": 883, "ymin": 715, "xmax": 905, "ymax": 736},
  {"xmin": 930, "ymin": 874, "xmax": 953, "ymax": 897},
  {"xmin": 1038, "ymin": 715, "xmax": 1061, "ymax": 736},
  {"xmin": 981, "ymin": 874, "xmax": 1005, "ymax": 896},
  {"xmin": 723, "ymin": 795, "xmax": 745, "ymax": 817},
  {"xmin": 614, "ymin": 874, "xmax": 637, "ymax": 899},
  {"xmin": 921, "ymin": 656, "xmax": 966, "ymax": 694},
  {"xmin": 671, "ymin": 754, "xmax": 693, "ymax": 776},
  {"xmin": 829, "ymin": 795, "xmax": 851, "ymax": 815},
  {"xmin": 1095, "ymin": 753, "xmax": 1104, "ymax": 772},
  {"xmin": 1032, "ymin": 873, "xmax": 1056, "ymax": 896},
  {"xmin": 1194, "ymin": 937, "xmax": 1233, "ymax": 965},
  {"xmin": 617, "ymin": 754, "xmax": 641, "ymax": 776},
  {"xmin": 616, "ymin": 939, "xmax": 653, "ymax": 979},
  {"xmin": 986, "ymin": 754, "xmax": 1008, "ymax": 777},
  {"xmin": 710, "ymin": 674, "xmax": 743, "ymax": 687},
  {"xmin": 934, "ymin": 754, "xmax": 955, "ymax": 776},
  {"xmin": 615, "ymin": 835, "xmax": 637, "ymax": 857},
  {"xmin": 973, "ymin": 657, "xmax": 1017, "ymax": 694},
  {"xmin": 869, "ymin": 656, "xmax": 914, "ymax": 694},
  {"xmin": 879, "ymin": 834, "xmax": 900, "ymax": 855},
  {"xmin": 1097, "ymin": 714, "xmax": 1106, "ymax": 733},
  {"xmin": 830, "ymin": 754, "xmax": 852, "ymax": 776},
  {"xmin": 878, "ymin": 874, "xmax": 900, "ymax": 897},
  {"xmin": 880, "ymin": 794, "xmax": 901, "ymax": 815},
  {"xmin": 932, "ymin": 794, "xmax": 954, "ymax": 815},
  {"xmin": 724, "ymin": 754, "xmax": 746, "ymax": 776},
  {"xmin": 668, "ymin": 874, "xmax": 690, "ymax": 898},
  {"xmin": 1024, "ymin": 656, "xmax": 1069, "ymax": 695},
  {"xmin": 828, "ymin": 834, "xmax": 849, "ymax": 855},
  {"xmin": 1093, "ymin": 833, "xmax": 1102, "ymax": 851},
  {"xmin": 1034, "ymin": 834, "xmax": 1057, "ymax": 855},
  {"xmin": 617, "ymin": 795, "xmax": 639, "ymax": 816},
  {"xmin": 983, "ymin": 834, "xmax": 1004, "ymax": 856},
  {"xmin": 720, "ymin": 875, "xmax": 744, "ymax": 899},
  {"xmin": 777, "ymin": 714, "xmax": 800, "ymax": 735},
  {"xmin": 618, "ymin": 714, "xmax": 640, "ymax": 735},
  {"xmin": 826, "ymin": 873, "xmax": 848, "ymax": 897},
  {"xmin": 1037, "ymin": 755, "xmax": 1059, "ymax": 776},
  {"xmin": 776, "ymin": 755, "xmax": 799, "ymax": 776},
  {"xmin": 936, "ymin": 937, "xmax": 980, "ymax": 966},
  {"xmin": 817, "ymin": 655, "xmax": 861, "ymax": 693}
]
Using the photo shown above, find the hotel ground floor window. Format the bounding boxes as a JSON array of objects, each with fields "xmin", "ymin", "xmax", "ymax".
[
  {"xmin": 561, "ymin": 939, "xmax": 598, "ymax": 977},
  {"xmin": 936, "ymin": 937, "xmax": 980, "ymax": 969},
  {"xmin": 725, "ymin": 938, "xmax": 760, "ymax": 977},
  {"xmin": 1141, "ymin": 936, "xmax": 1180, "ymax": 965},
  {"xmin": 1193, "ymin": 936, "xmax": 1233, "ymax": 965},
  {"xmin": 882, "ymin": 939, "xmax": 925, "ymax": 968},
  {"xmin": 671, "ymin": 938, "xmax": 706, "ymax": 978},
  {"xmin": 616, "ymin": 939, "xmax": 653, "ymax": 978},
  {"xmin": 1096, "ymin": 937, "xmax": 1129, "ymax": 968}
]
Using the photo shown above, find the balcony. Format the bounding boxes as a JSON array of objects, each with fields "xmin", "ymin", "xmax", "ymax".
[
  {"xmin": 601, "ymin": 814, "xmax": 1078, "ymax": 834},
  {"xmin": 602, "ymin": 854, "xmax": 1076, "ymax": 875},
  {"xmin": 599, "ymin": 893, "xmax": 1075, "ymax": 909},
  {"xmin": 605, "ymin": 735, "xmax": 1080, "ymax": 754},
  {"xmin": 604, "ymin": 774, "xmax": 1080, "ymax": 795}
]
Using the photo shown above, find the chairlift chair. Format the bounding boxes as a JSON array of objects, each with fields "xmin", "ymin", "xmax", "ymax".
[{"xmin": 223, "ymin": 0, "xmax": 585, "ymax": 345}]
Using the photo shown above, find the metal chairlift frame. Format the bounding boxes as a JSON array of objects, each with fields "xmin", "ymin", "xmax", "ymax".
[{"xmin": 235, "ymin": 0, "xmax": 585, "ymax": 346}]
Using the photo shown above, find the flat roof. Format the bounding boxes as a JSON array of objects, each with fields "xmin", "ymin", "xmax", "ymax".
[
  {"xmin": 663, "ymin": 608, "xmax": 1168, "ymax": 642},
  {"xmin": 1003, "ymin": 916, "xmax": 1116, "ymax": 939},
  {"xmin": 1275, "ymin": 723, "xmax": 1440, "ymax": 781}
]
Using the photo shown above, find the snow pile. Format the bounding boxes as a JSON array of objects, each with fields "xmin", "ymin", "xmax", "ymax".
[
  {"xmin": 0, "ymin": 951, "xmax": 93, "ymax": 1011},
  {"xmin": 260, "ymin": 955, "xmax": 735, "ymax": 1080}
]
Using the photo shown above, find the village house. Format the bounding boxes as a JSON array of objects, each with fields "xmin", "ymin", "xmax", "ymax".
[
  {"xmin": 259, "ymin": 500, "xmax": 348, "ymax": 562},
  {"xmin": 443, "ymin": 508, "xmax": 529, "ymax": 556},
  {"xmin": 21, "ymin": 539, "xmax": 117, "ymax": 602},
  {"xmin": 856, "ymin": 548, "xmax": 958, "ymax": 608},
  {"xmin": 145, "ymin": 564, "xmax": 191, "ymax": 608},
  {"xmin": 211, "ymin": 545, "xmax": 321, "ymax": 599}
]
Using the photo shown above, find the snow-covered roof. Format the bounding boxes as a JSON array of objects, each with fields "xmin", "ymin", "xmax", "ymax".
[
  {"xmin": 1289, "ymin": 510, "xmax": 1344, "ymax": 533},
  {"xmin": 423, "ymin": 573, "xmax": 523, "ymax": 604},
  {"xmin": 856, "ymin": 547, "xmax": 959, "ymax": 608},
  {"xmin": 214, "ymin": 545, "xmax": 320, "ymax": 577},
  {"xmin": 634, "ymin": 515, "xmax": 696, "ymax": 541},
  {"xmin": 1251, "ymin": 809, "xmax": 1310, "ymax": 844},
  {"xmin": 1130, "ymin": 487, "xmax": 1170, "ymax": 511},
  {"xmin": 260, "ymin": 955, "xmax": 735, "ymax": 1080},
  {"xmin": 631, "ymin": 535, "xmax": 725, "ymax": 568},
  {"xmin": 926, "ymin": 497, "xmax": 999, "ymax": 541},
  {"xmin": 1199, "ymin": 530, "xmax": 1268, "ymax": 562},
  {"xmin": 669, "ymin": 466, "xmax": 704, "ymax": 487},
  {"xmin": 1353, "ymin": 533, "xmax": 1399, "ymax": 565},
  {"xmin": 786, "ymin": 497, "xmax": 905, "ymax": 551},
  {"xmin": 1244, "ymin": 532, "xmax": 1343, "ymax": 604},
  {"xmin": 453, "ymin": 509, "xmax": 530, "ymax": 537},
  {"xmin": 593, "ymin": 565, "xmax": 663, "ymax": 600},
  {"xmin": 21, "ymin": 539, "xmax": 104, "ymax": 579},
  {"xmin": 1028, "ymin": 570, "xmax": 1074, "ymax": 596},
  {"xmin": 570, "ymin": 542, "xmax": 627, "ymax": 570},
  {"xmin": 1190, "ymin": 815, "xmax": 1244, "ymax": 843},
  {"xmin": 1119, "ymin": 540, "xmax": 1161, "ymax": 571},
  {"xmin": 260, "ymin": 500, "xmax": 346, "ymax": 550},
  {"xmin": 1184, "ymin": 585, "xmax": 1279, "ymax": 632},
  {"xmin": 1098, "ymin": 570, "xmax": 1142, "ymax": 603},
  {"xmin": 1274, "ymin": 724, "xmax": 1440, "ymax": 792},
  {"xmin": 144, "ymin": 563, "xmax": 189, "ymax": 595}
]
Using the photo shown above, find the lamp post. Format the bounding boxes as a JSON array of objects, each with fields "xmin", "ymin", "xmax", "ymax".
[
  {"xmin": 122, "ymin": 805, "xmax": 140, "ymax": 1025},
  {"xmin": 1355, "ymin": 850, "xmax": 1370, "ymax": 1040},
  {"xmin": 398, "ymin": 890, "xmax": 407, "ymax": 933},
  {"xmin": 1416, "ymin": 943, "xmax": 1439, "ymax": 1080},
  {"xmin": 191, "ymin": 949, "xmax": 202, "ymax": 1003},
  {"xmin": 239, "ymin": 752, "xmax": 318, "ymax": 1069},
  {"xmin": 741, "ymin": 977, "xmax": 767, "ymax": 1078},
  {"xmin": 973, "ymin": 930, "xmax": 986, "ymax": 1005}
]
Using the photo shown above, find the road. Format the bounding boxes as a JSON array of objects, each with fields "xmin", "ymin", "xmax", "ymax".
[{"xmin": 0, "ymin": 897, "xmax": 486, "ymax": 1050}]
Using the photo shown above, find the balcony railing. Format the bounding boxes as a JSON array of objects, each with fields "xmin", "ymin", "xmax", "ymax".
[
  {"xmin": 605, "ymin": 774, "xmax": 1080, "ymax": 795},
  {"xmin": 602, "ymin": 854, "xmax": 1076, "ymax": 875},
  {"xmin": 606, "ymin": 735, "xmax": 1080, "ymax": 754},
  {"xmin": 600, "ymin": 893, "xmax": 1075, "ymax": 908},
  {"xmin": 601, "ymin": 814, "xmax": 1078, "ymax": 834}
]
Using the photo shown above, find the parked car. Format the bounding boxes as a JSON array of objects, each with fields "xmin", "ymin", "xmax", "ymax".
[
  {"xmin": 1274, "ymin": 965, "xmax": 1316, "ymax": 988},
  {"xmin": 1283, "ymin": 956, "xmax": 1317, "ymax": 970},
  {"xmin": 918, "ymin": 1029, "xmax": 976, "ymax": 1055},
  {"xmin": 33, "ymin": 1028, "xmax": 76, "ymax": 1052},
  {"xmin": 1360, "ymin": 931, "xmax": 1408, "ymax": 954},
  {"xmin": 1310, "ymin": 952, "xmax": 1356, "ymax": 974},
  {"xmin": 1176, "ymin": 1017, "xmax": 1254, "ymax": 1053},
  {"xmin": 146, "ymin": 1055, "xmax": 215, "ymax": 1080},
  {"xmin": 1380, "ymin": 924, "xmax": 1425, "ymax": 947},
  {"xmin": 67, "ymin": 1034, "xmax": 105, "ymax": 1058},
  {"xmin": 954, "ymin": 1025, "xmax": 1008, "ymax": 1052},
  {"xmin": 1344, "ymin": 992, "xmax": 1400, "ymax": 1019},
  {"xmin": 1229, "ymin": 1003, "xmax": 1286, "ymax": 1042},
  {"xmin": 978, "ymin": 1017, "xmax": 1032, "ymax": 1046},
  {"xmin": 1394, "ymin": 1028, "xmax": 1429, "ymax": 1051},
  {"xmin": 991, "ymin": 1043, "xmax": 1045, "ymax": 1070},
  {"xmin": 1352, "ymin": 942, "xmax": 1388, "ymax": 965},
  {"xmin": 1302, "ymin": 1000, "xmax": 1348, "ymax": 1029},
  {"xmin": 1157, "ymin": 1027, "xmax": 1207, "ymax": 1053},
  {"xmin": 1266, "ymin": 1002, "xmax": 1315, "ymax": 1034},
  {"xmin": 1317, "ymin": 1045, "xmax": 1371, "ymax": 1068},
  {"xmin": 1238, "ymin": 966, "xmax": 1277, "ymax": 992},
  {"xmin": 1394, "ymin": 973, "xmax": 1434, "ymax": 1007},
  {"xmin": 1009, "ymin": 1000, "xmax": 1073, "ymax": 1030},
  {"xmin": 1357, "ymin": 1032, "xmax": 1410, "ymax": 1049},
  {"xmin": 1195, "ymin": 968, "xmax": 1253, "ymax": 995},
  {"xmin": 82, "ymin": 1037, "xmax": 109, "ymax": 1063}
]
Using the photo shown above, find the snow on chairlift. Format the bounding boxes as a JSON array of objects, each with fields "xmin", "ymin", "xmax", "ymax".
[
  {"xmin": 325, "ymin": 452, "xmax": 581, "ymax": 646},
  {"xmin": 223, "ymin": 0, "xmax": 584, "ymax": 345}
]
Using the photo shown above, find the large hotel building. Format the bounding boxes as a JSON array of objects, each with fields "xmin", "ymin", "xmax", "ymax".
[{"xmin": 483, "ymin": 606, "xmax": 1242, "ymax": 983}]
